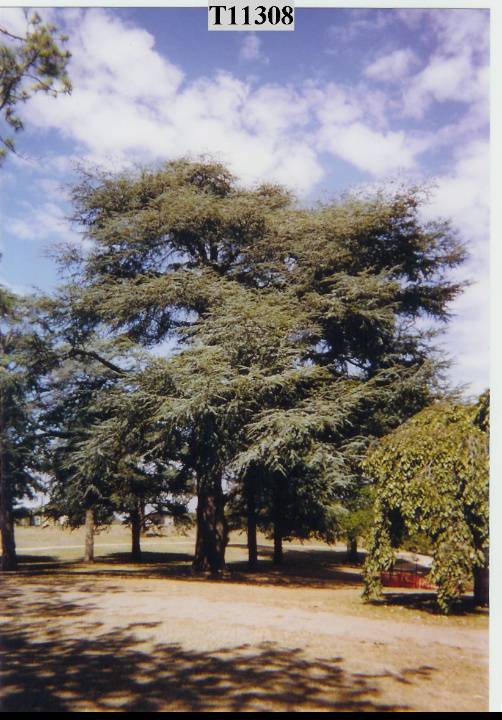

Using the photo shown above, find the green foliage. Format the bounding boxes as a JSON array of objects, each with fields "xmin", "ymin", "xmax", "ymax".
[
  {"xmin": 40, "ymin": 336, "xmax": 135, "ymax": 527},
  {"xmin": 398, "ymin": 530, "xmax": 433, "ymax": 556},
  {"xmin": 362, "ymin": 399, "xmax": 489, "ymax": 612},
  {"xmin": 48, "ymin": 160, "xmax": 468, "ymax": 568},
  {"xmin": 0, "ymin": 289, "xmax": 45, "ymax": 506},
  {"xmin": 338, "ymin": 484, "xmax": 375, "ymax": 547},
  {"xmin": 0, "ymin": 286, "xmax": 50, "ymax": 569},
  {"xmin": 0, "ymin": 12, "xmax": 71, "ymax": 163}
]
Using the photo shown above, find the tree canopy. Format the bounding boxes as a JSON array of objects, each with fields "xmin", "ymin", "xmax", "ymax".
[{"xmin": 41, "ymin": 159, "xmax": 467, "ymax": 574}]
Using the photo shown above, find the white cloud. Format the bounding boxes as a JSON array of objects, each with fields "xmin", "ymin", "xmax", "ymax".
[
  {"xmin": 304, "ymin": 82, "xmax": 426, "ymax": 177},
  {"xmin": 239, "ymin": 34, "xmax": 268, "ymax": 63},
  {"xmin": 264, "ymin": 144, "xmax": 324, "ymax": 191},
  {"xmin": 318, "ymin": 121, "xmax": 425, "ymax": 176},
  {"xmin": 23, "ymin": 10, "xmax": 322, "ymax": 195},
  {"xmin": 364, "ymin": 48, "xmax": 419, "ymax": 83},
  {"xmin": 325, "ymin": 10, "xmax": 394, "ymax": 49},
  {"xmin": 401, "ymin": 10, "xmax": 489, "ymax": 120},
  {"xmin": 243, "ymin": 85, "xmax": 309, "ymax": 134},
  {"xmin": 431, "ymin": 9, "xmax": 489, "ymax": 60},
  {"xmin": 402, "ymin": 53, "xmax": 486, "ymax": 120},
  {"xmin": 421, "ymin": 139, "xmax": 489, "ymax": 248},
  {"xmin": 310, "ymin": 83, "xmax": 364, "ymax": 126},
  {"xmin": 421, "ymin": 138, "xmax": 490, "ymax": 395},
  {"xmin": 8, "ymin": 201, "xmax": 77, "ymax": 245},
  {"xmin": 71, "ymin": 9, "xmax": 183, "ymax": 101},
  {"xmin": 16, "ymin": 8, "xmax": 488, "ymax": 197},
  {"xmin": 438, "ymin": 278, "xmax": 489, "ymax": 397}
]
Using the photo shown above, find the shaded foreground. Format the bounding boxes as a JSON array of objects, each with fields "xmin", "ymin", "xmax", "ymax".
[
  {"xmin": 0, "ymin": 609, "xmax": 411, "ymax": 712},
  {"xmin": 0, "ymin": 528, "xmax": 488, "ymax": 712}
]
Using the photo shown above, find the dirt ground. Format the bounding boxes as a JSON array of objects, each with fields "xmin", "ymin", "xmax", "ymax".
[{"xmin": 0, "ymin": 525, "xmax": 489, "ymax": 712}]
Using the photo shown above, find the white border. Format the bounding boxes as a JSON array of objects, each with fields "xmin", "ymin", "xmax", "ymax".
[
  {"xmin": 0, "ymin": 1, "xmax": 494, "ymax": 5},
  {"xmin": 489, "ymin": 1, "xmax": 500, "ymax": 714},
  {"xmin": 1, "ymin": 0, "xmax": 499, "ymax": 712}
]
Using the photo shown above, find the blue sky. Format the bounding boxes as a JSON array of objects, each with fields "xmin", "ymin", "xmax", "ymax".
[{"xmin": 0, "ymin": 6, "xmax": 490, "ymax": 395}]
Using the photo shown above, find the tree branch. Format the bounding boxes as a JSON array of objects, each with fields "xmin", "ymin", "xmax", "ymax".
[
  {"xmin": 67, "ymin": 349, "xmax": 128, "ymax": 376},
  {"xmin": 0, "ymin": 26, "xmax": 26, "ymax": 43}
]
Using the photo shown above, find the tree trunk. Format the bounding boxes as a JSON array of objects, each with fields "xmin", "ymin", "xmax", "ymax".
[
  {"xmin": 347, "ymin": 534, "xmax": 358, "ymax": 564},
  {"xmin": 194, "ymin": 520, "xmax": 210, "ymax": 572},
  {"xmin": 272, "ymin": 481, "xmax": 283, "ymax": 566},
  {"xmin": 0, "ymin": 435, "xmax": 17, "ymax": 571},
  {"xmin": 193, "ymin": 477, "xmax": 227, "ymax": 575},
  {"xmin": 246, "ymin": 479, "xmax": 258, "ymax": 571},
  {"xmin": 84, "ymin": 507, "xmax": 94, "ymax": 563},
  {"xmin": 131, "ymin": 504, "xmax": 142, "ymax": 561},
  {"xmin": 273, "ymin": 521, "xmax": 283, "ymax": 565},
  {"xmin": 139, "ymin": 499, "xmax": 146, "ymax": 531},
  {"xmin": 473, "ymin": 565, "xmax": 489, "ymax": 607},
  {"xmin": 0, "ymin": 508, "xmax": 17, "ymax": 571}
]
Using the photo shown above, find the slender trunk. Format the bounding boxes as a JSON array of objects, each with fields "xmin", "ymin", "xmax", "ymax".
[
  {"xmin": 247, "ymin": 478, "xmax": 258, "ymax": 571},
  {"xmin": 347, "ymin": 534, "xmax": 358, "ymax": 564},
  {"xmin": 273, "ymin": 521, "xmax": 283, "ymax": 565},
  {"xmin": 193, "ymin": 476, "xmax": 228, "ymax": 575},
  {"xmin": 131, "ymin": 504, "xmax": 142, "ymax": 562},
  {"xmin": 272, "ymin": 480, "xmax": 284, "ymax": 566},
  {"xmin": 0, "ymin": 422, "xmax": 16, "ymax": 571},
  {"xmin": 139, "ymin": 499, "xmax": 146, "ymax": 531},
  {"xmin": 84, "ymin": 507, "xmax": 94, "ymax": 563}
]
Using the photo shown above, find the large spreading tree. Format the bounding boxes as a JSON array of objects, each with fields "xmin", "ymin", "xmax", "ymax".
[{"xmin": 48, "ymin": 159, "xmax": 466, "ymax": 573}]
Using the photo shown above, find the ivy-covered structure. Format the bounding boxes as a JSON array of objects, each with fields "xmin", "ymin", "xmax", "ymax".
[{"xmin": 362, "ymin": 399, "xmax": 489, "ymax": 613}]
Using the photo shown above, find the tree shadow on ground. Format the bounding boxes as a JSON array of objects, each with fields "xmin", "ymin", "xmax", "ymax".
[
  {"xmin": 12, "ymin": 547, "xmax": 364, "ymax": 589},
  {"xmin": 97, "ymin": 551, "xmax": 194, "ymax": 566},
  {"xmin": 227, "ymin": 555, "xmax": 363, "ymax": 587},
  {"xmin": 373, "ymin": 592, "xmax": 487, "ymax": 617},
  {"xmin": 17, "ymin": 554, "xmax": 59, "ymax": 564},
  {"xmin": 0, "ymin": 585, "xmax": 431, "ymax": 712},
  {"xmin": 13, "ymin": 548, "xmax": 478, "ymax": 614}
]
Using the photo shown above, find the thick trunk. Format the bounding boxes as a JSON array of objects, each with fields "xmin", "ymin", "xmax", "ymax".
[
  {"xmin": 194, "ymin": 520, "xmax": 210, "ymax": 572},
  {"xmin": 246, "ymin": 479, "xmax": 258, "ymax": 571},
  {"xmin": 193, "ymin": 477, "xmax": 227, "ymax": 575},
  {"xmin": 273, "ymin": 521, "xmax": 283, "ymax": 565},
  {"xmin": 347, "ymin": 534, "xmax": 358, "ymax": 564},
  {"xmin": 131, "ymin": 505, "xmax": 142, "ymax": 561},
  {"xmin": 84, "ymin": 507, "xmax": 94, "ymax": 563},
  {"xmin": 473, "ymin": 565, "xmax": 489, "ymax": 607},
  {"xmin": 0, "ymin": 436, "xmax": 16, "ymax": 571},
  {"xmin": 0, "ymin": 509, "xmax": 17, "ymax": 571}
]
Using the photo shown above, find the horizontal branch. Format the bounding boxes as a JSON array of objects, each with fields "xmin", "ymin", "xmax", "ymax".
[{"xmin": 67, "ymin": 348, "xmax": 128, "ymax": 376}]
